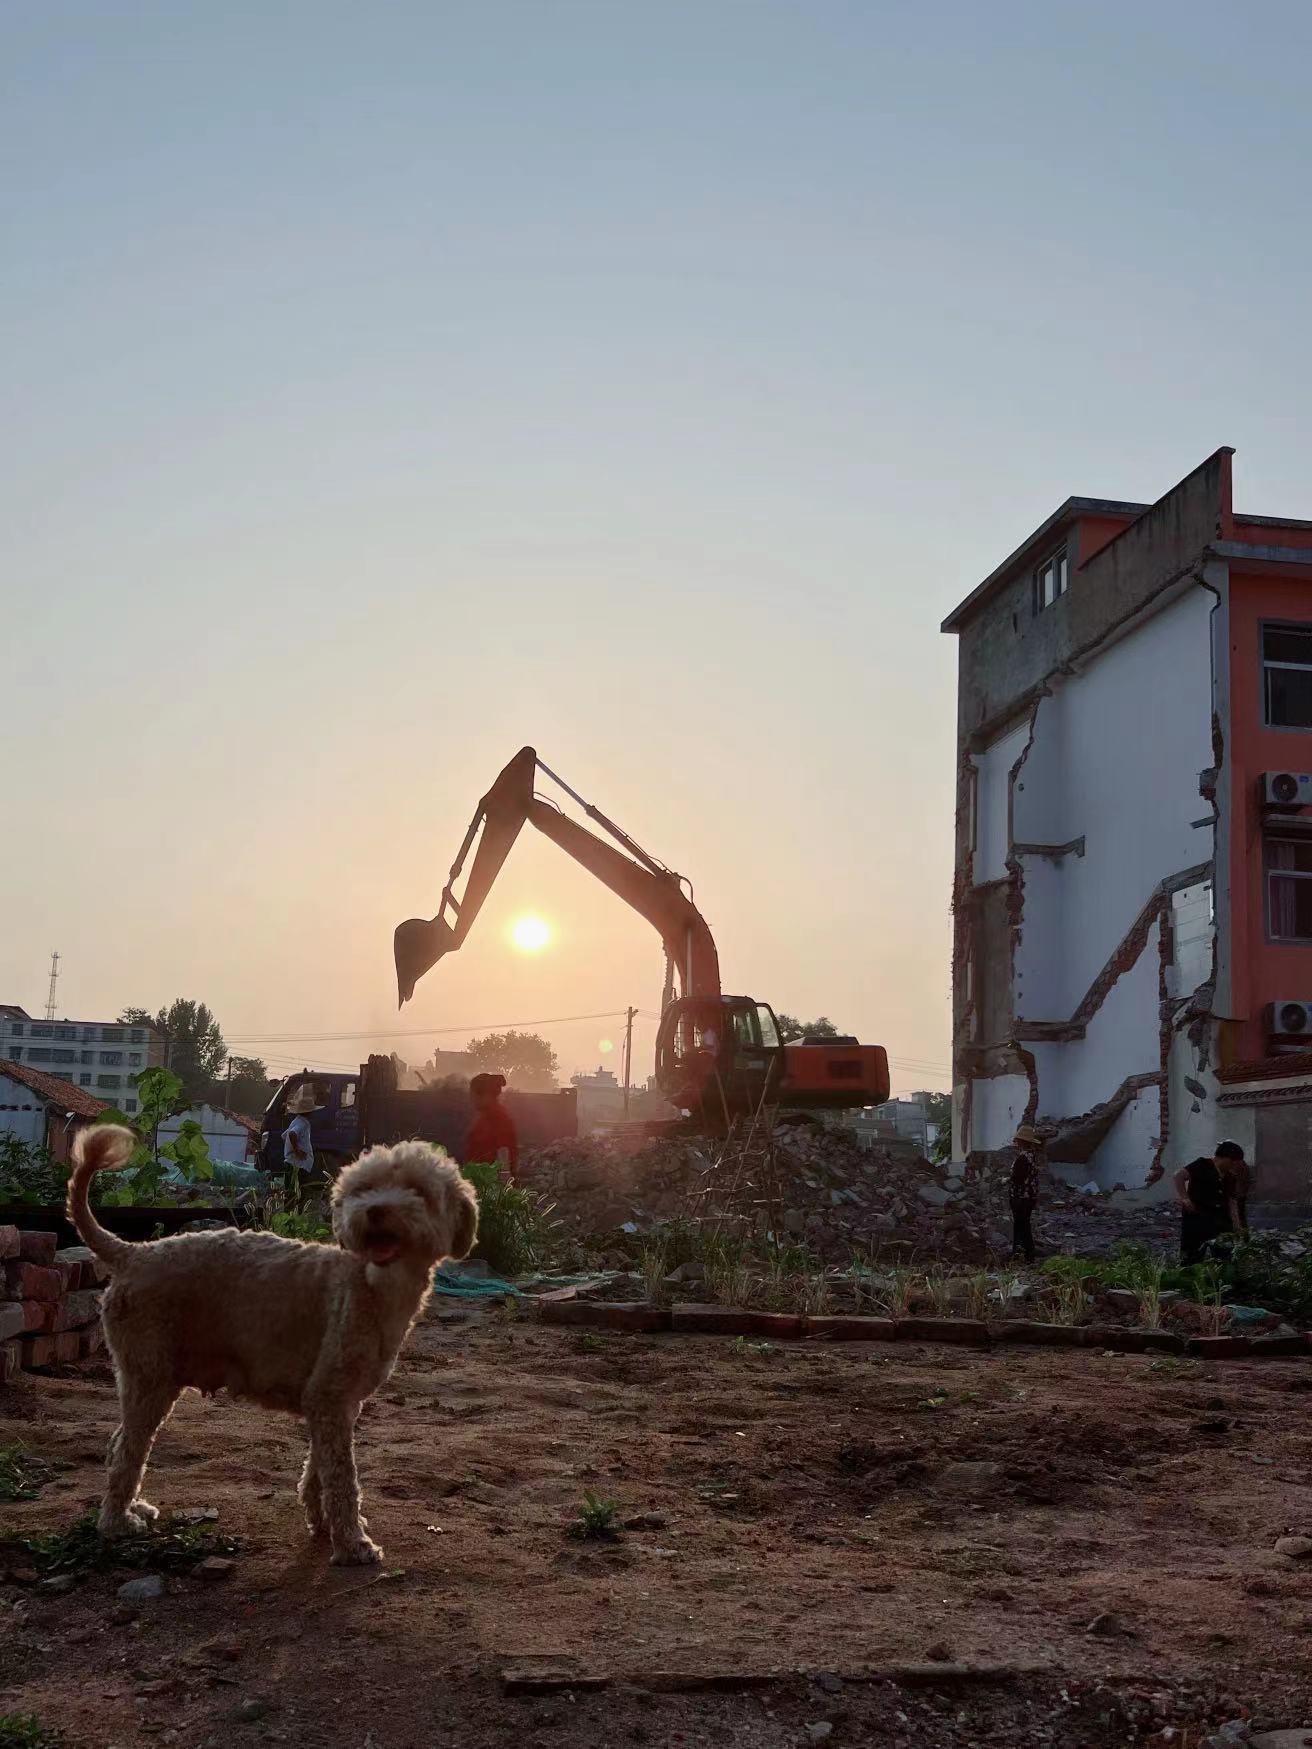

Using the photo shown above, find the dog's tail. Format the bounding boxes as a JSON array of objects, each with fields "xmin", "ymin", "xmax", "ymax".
[{"xmin": 66, "ymin": 1124, "xmax": 137, "ymax": 1268}]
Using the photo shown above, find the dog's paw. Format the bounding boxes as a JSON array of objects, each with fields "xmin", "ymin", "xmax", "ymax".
[
  {"xmin": 98, "ymin": 1506, "xmax": 151, "ymax": 1538},
  {"xmin": 330, "ymin": 1535, "xmax": 384, "ymax": 1567},
  {"xmin": 132, "ymin": 1498, "xmax": 160, "ymax": 1524}
]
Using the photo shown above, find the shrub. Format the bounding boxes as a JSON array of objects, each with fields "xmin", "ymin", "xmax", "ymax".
[
  {"xmin": 0, "ymin": 1137, "xmax": 65, "ymax": 1207},
  {"xmin": 459, "ymin": 1161, "xmax": 558, "ymax": 1277},
  {"xmin": 567, "ymin": 1491, "xmax": 620, "ymax": 1540}
]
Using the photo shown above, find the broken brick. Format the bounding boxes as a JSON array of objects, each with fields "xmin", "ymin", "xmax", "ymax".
[
  {"xmin": 4, "ymin": 1262, "xmax": 63, "ymax": 1303},
  {"xmin": 1188, "ymin": 1335, "xmax": 1251, "ymax": 1359},
  {"xmin": 805, "ymin": 1315, "xmax": 897, "ymax": 1343},
  {"xmin": 991, "ymin": 1321, "xmax": 1083, "ymax": 1347},
  {"xmin": 17, "ymin": 1231, "xmax": 58, "ymax": 1267},
  {"xmin": 0, "ymin": 1225, "xmax": 20, "ymax": 1261},
  {"xmin": 670, "ymin": 1304, "xmax": 760, "ymax": 1337},
  {"xmin": 895, "ymin": 1317, "xmax": 989, "ymax": 1347}
]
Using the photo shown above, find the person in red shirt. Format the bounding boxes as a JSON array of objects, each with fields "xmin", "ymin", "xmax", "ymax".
[{"xmin": 466, "ymin": 1073, "xmax": 520, "ymax": 1182}]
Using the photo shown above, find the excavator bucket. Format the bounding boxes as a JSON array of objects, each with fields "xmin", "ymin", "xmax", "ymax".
[{"xmin": 394, "ymin": 746, "xmax": 539, "ymax": 1006}]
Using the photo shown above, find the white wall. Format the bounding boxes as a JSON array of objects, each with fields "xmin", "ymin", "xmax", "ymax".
[
  {"xmin": 969, "ymin": 587, "xmax": 1215, "ymax": 1183},
  {"xmin": 158, "ymin": 1104, "xmax": 253, "ymax": 1166},
  {"xmin": 969, "ymin": 1073, "xmax": 1030, "ymax": 1152},
  {"xmin": 0, "ymin": 1075, "xmax": 47, "ymax": 1147},
  {"xmin": 973, "ymin": 721, "xmax": 1030, "ymax": 884},
  {"xmin": 1012, "ymin": 590, "xmax": 1213, "ymax": 1019}
]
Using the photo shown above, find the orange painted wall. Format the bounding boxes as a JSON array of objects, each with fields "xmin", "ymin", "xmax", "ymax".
[{"xmin": 1227, "ymin": 563, "xmax": 1312, "ymax": 1058}]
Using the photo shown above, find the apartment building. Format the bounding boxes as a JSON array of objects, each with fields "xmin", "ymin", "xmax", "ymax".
[
  {"xmin": 0, "ymin": 1005, "xmax": 164, "ymax": 1114},
  {"xmin": 942, "ymin": 448, "xmax": 1312, "ymax": 1208}
]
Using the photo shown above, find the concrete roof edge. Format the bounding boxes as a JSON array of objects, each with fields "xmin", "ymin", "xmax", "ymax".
[{"xmin": 940, "ymin": 496, "xmax": 1149, "ymax": 634}]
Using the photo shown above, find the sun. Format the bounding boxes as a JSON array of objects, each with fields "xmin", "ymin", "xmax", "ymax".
[{"xmin": 510, "ymin": 914, "xmax": 552, "ymax": 953}]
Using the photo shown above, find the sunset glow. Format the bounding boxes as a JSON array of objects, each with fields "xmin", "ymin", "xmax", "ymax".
[{"xmin": 510, "ymin": 914, "xmax": 552, "ymax": 954}]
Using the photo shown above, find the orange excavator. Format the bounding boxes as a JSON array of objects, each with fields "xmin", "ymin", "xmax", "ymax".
[{"xmin": 394, "ymin": 747, "xmax": 889, "ymax": 1123}]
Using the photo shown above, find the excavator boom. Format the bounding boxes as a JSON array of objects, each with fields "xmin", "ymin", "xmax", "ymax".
[{"xmin": 395, "ymin": 747, "xmax": 720, "ymax": 1007}]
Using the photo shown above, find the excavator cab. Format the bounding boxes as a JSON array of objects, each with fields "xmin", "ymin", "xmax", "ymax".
[{"xmin": 654, "ymin": 996, "xmax": 786, "ymax": 1120}]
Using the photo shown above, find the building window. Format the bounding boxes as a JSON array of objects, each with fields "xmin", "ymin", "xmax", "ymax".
[
  {"xmin": 30, "ymin": 1024, "xmax": 50, "ymax": 1038},
  {"xmin": 129, "ymin": 1053, "xmax": 142, "ymax": 1066},
  {"xmin": 100, "ymin": 1051, "xmax": 123, "ymax": 1066},
  {"xmin": 124, "ymin": 1098, "xmax": 138, "ymax": 1113},
  {"xmin": 51, "ymin": 1049, "xmax": 77, "ymax": 1065},
  {"xmin": 1263, "ymin": 623, "xmax": 1312, "ymax": 729},
  {"xmin": 101, "ymin": 1027, "xmax": 123, "ymax": 1043},
  {"xmin": 8, "ymin": 1023, "xmax": 22, "ymax": 1038},
  {"xmin": 27, "ymin": 1048, "xmax": 51, "ymax": 1063},
  {"xmin": 130, "ymin": 1029, "xmax": 145, "ymax": 1042},
  {"xmin": 1267, "ymin": 835, "xmax": 1312, "ymax": 940},
  {"xmin": 8, "ymin": 1047, "xmax": 20, "ymax": 1061},
  {"xmin": 96, "ymin": 1074, "xmax": 121, "ymax": 1089},
  {"xmin": 1034, "ymin": 549, "xmax": 1069, "ymax": 613},
  {"xmin": 79, "ymin": 1074, "xmax": 92, "ymax": 1086}
]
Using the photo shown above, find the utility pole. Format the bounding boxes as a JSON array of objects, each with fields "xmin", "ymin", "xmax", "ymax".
[
  {"xmin": 622, "ymin": 1005, "xmax": 637, "ymax": 1118},
  {"xmin": 44, "ymin": 951, "xmax": 60, "ymax": 1022}
]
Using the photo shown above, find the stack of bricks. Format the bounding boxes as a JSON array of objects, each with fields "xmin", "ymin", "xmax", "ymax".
[{"xmin": 0, "ymin": 1225, "xmax": 108, "ymax": 1384}]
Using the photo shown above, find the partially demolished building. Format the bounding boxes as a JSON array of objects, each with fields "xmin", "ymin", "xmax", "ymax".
[{"xmin": 944, "ymin": 449, "xmax": 1312, "ymax": 1202}]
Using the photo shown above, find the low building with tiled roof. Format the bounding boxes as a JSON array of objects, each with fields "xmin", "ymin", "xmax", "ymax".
[{"xmin": 0, "ymin": 1058, "xmax": 109, "ymax": 1163}]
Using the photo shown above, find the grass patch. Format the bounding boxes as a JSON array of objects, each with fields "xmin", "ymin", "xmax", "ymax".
[
  {"xmin": 567, "ymin": 1490, "xmax": 620, "ymax": 1541},
  {"xmin": 0, "ymin": 1715, "xmax": 58, "ymax": 1749},
  {"xmin": 0, "ymin": 1445, "xmax": 53, "ymax": 1504},
  {"xmin": 0, "ymin": 1514, "xmax": 238, "ymax": 1583}
]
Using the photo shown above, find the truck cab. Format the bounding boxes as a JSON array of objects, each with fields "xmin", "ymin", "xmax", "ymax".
[{"xmin": 259, "ymin": 1070, "xmax": 361, "ymax": 1176}]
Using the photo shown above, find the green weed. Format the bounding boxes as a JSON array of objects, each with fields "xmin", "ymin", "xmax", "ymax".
[
  {"xmin": 567, "ymin": 1491, "xmax": 620, "ymax": 1540},
  {"xmin": 459, "ymin": 1161, "xmax": 559, "ymax": 1277},
  {"xmin": 0, "ymin": 1446, "xmax": 52, "ymax": 1504},
  {"xmin": 0, "ymin": 1514, "xmax": 237, "ymax": 1583},
  {"xmin": 0, "ymin": 1715, "xmax": 58, "ymax": 1749}
]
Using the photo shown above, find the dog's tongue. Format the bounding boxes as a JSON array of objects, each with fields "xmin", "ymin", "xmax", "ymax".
[{"xmin": 366, "ymin": 1241, "xmax": 401, "ymax": 1267}]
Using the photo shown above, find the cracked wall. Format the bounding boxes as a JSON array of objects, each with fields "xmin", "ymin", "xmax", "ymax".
[{"xmin": 959, "ymin": 584, "xmax": 1219, "ymax": 1189}]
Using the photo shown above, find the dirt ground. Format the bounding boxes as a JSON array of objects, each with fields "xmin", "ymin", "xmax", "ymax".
[{"xmin": 5, "ymin": 1311, "xmax": 1312, "ymax": 1748}]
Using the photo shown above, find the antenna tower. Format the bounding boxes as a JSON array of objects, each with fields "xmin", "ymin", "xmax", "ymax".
[{"xmin": 45, "ymin": 951, "xmax": 60, "ymax": 1023}]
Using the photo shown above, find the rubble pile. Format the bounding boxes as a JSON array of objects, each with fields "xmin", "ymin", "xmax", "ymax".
[
  {"xmin": 526, "ymin": 1125, "xmax": 1001, "ymax": 1261},
  {"xmin": 525, "ymin": 1124, "xmax": 1185, "ymax": 1262}
]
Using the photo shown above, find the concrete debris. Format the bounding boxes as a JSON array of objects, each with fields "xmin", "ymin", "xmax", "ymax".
[{"xmin": 523, "ymin": 1125, "xmax": 1182, "ymax": 1264}]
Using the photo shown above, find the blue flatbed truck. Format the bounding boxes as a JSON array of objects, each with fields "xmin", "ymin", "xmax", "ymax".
[{"xmin": 259, "ymin": 1057, "xmax": 577, "ymax": 1175}]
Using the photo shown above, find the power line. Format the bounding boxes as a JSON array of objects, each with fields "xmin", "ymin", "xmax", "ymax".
[{"xmin": 225, "ymin": 1010, "xmax": 629, "ymax": 1046}]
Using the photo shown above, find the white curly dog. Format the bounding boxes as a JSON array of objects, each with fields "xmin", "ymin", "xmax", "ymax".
[{"xmin": 68, "ymin": 1124, "xmax": 478, "ymax": 1565}]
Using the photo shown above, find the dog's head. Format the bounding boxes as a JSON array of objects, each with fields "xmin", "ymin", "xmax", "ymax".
[{"xmin": 331, "ymin": 1141, "xmax": 478, "ymax": 1272}]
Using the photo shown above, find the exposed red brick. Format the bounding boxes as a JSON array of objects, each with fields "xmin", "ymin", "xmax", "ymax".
[
  {"xmin": 536, "ymin": 1299, "xmax": 602, "ymax": 1327},
  {"xmin": 670, "ymin": 1304, "xmax": 759, "ymax": 1337},
  {"xmin": 896, "ymin": 1317, "xmax": 989, "ymax": 1347},
  {"xmin": 19, "ymin": 1334, "xmax": 56, "ymax": 1369},
  {"xmin": 17, "ymin": 1231, "xmax": 58, "ymax": 1267},
  {"xmin": 1082, "ymin": 1326, "xmax": 1146, "ymax": 1352},
  {"xmin": 0, "ymin": 1303, "xmax": 26, "ymax": 1343},
  {"xmin": 52, "ymin": 1290, "xmax": 101, "ymax": 1332},
  {"xmin": 1189, "ymin": 1335, "xmax": 1251, "ymax": 1359},
  {"xmin": 1247, "ymin": 1333, "xmax": 1306, "ymax": 1358},
  {"xmin": 991, "ymin": 1321, "xmax": 1083, "ymax": 1347},
  {"xmin": 805, "ymin": 1315, "xmax": 898, "ymax": 1343},
  {"xmin": 4, "ymin": 1262, "xmax": 62, "ymax": 1303},
  {"xmin": 0, "ymin": 1225, "xmax": 20, "ymax": 1261},
  {"xmin": 51, "ymin": 1331, "xmax": 80, "ymax": 1365},
  {"xmin": 1140, "ymin": 1331, "xmax": 1186, "ymax": 1355},
  {"xmin": 588, "ymin": 1303, "xmax": 670, "ymax": 1333},
  {"xmin": 20, "ymin": 1301, "xmax": 55, "ymax": 1333},
  {"xmin": 79, "ymin": 1324, "xmax": 105, "ymax": 1358}
]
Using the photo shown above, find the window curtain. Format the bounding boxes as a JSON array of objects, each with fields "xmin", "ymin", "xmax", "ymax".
[{"xmin": 1270, "ymin": 839, "xmax": 1299, "ymax": 937}]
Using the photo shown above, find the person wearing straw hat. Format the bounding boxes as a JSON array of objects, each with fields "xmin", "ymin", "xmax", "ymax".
[
  {"xmin": 282, "ymin": 1083, "xmax": 324, "ymax": 1202},
  {"xmin": 1010, "ymin": 1125, "xmax": 1043, "ymax": 1264}
]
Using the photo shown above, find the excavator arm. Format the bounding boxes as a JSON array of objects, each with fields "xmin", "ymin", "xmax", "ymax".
[{"xmin": 394, "ymin": 746, "xmax": 721, "ymax": 1008}]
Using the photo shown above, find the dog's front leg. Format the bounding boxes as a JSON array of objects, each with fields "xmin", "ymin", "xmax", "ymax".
[
  {"xmin": 101, "ymin": 1379, "xmax": 177, "ymax": 1537},
  {"xmin": 298, "ymin": 1446, "xmax": 327, "ymax": 1538},
  {"xmin": 307, "ymin": 1410, "xmax": 381, "ymax": 1566}
]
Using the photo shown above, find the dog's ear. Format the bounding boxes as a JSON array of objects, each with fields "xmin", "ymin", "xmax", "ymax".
[{"xmin": 448, "ymin": 1178, "xmax": 478, "ymax": 1261}]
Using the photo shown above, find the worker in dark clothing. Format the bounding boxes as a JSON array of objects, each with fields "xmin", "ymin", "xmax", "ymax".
[
  {"xmin": 1174, "ymin": 1154, "xmax": 1228, "ymax": 1264},
  {"xmin": 1009, "ymin": 1125, "xmax": 1043, "ymax": 1264},
  {"xmin": 466, "ymin": 1072, "xmax": 520, "ymax": 1182},
  {"xmin": 1214, "ymin": 1140, "xmax": 1250, "ymax": 1233}
]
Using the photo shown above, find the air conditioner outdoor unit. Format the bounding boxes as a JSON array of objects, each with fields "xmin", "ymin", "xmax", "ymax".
[
  {"xmin": 1262, "ymin": 770, "xmax": 1312, "ymax": 808},
  {"xmin": 1266, "ymin": 999, "xmax": 1312, "ymax": 1038}
]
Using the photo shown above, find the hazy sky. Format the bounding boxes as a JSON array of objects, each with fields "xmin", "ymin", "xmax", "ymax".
[{"xmin": 5, "ymin": 1, "xmax": 1311, "ymax": 1094}]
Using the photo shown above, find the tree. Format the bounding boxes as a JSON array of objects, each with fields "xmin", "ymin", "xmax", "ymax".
[
  {"xmin": 465, "ymin": 1030, "xmax": 559, "ymax": 1091},
  {"xmin": 119, "ymin": 999, "xmax": 228, "ymax": 1103},
  {"xmin": 222, "ymin": 1055, "xmax": 271, "ymax": 1117},
  {"xmin": 776, "ymin": 1014, "xmax": 841, "ymax": 1043},
  {"xmin": 917, "ymin": 1090, "xmax": 953, "ymax": 1163}
]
